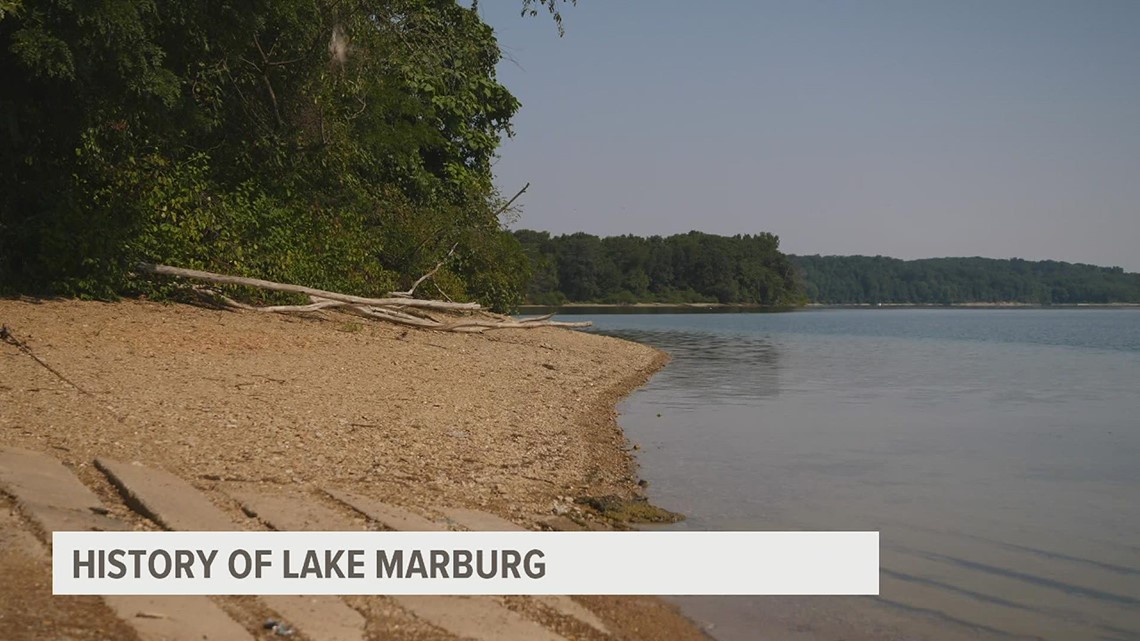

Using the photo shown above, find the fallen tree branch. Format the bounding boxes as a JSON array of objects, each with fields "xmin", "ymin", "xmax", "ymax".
[
  {"xmin": 440, "ymin": 318, "xmax": 592, "ymax": 331},
  {"xmin": 138, "ymin": 263, "xmax": 479, "ymax": 311},
  {"xmin": 205, "ymin": 290, "xmax": 349, "ymax": 314},
  {"xmin": 139, "ymin": 263, "xmax": 591, "ymax": 333},
  {"xmin": 351, "ymin": 306, "xmax": 486, "ymax": 332}
]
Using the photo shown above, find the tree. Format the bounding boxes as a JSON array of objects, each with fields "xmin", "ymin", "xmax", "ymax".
[
  {"xmin": 518, "ymin": 0, "xmax": 576, "ymax": 36},
  {"xmin": 0, "ymin": 0, "xmax": 540, "ymax": 311}
]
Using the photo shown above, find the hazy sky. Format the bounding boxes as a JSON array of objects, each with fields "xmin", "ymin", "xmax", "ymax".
[{"xmin": 476, "ymin": 1, "xmax": 1140, "ymax": 271}]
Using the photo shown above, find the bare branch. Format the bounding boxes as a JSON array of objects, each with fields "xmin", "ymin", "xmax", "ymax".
[
  {"xmin": 138, "ymin": 264, "xmax": 591, "ymax": 333},
  {"xmin": 494, "ymin": 182, "xmax": 530, "ymax": 218},
  {"xmin": 434, "ymin": 282, "xmax": 455, "ymax": 302},
  {"xmin": 136, "ymin": 263, "xmax": 480, "ymax": 311},
  {"xmin": 391, "ymin": 242, "xmax": 457, "ymax": 298}
]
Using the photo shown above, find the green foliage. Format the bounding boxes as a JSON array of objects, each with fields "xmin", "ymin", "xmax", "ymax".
[
  {"xmin": 454, "ymin": 229, "xmax": 532, "ymax": 313},
  {"xmin": 793, "ymin": 255, "xmax": 1140, "ymax": 305},
  {"xmin": 1, "ymin": 0, "xmax": 530, "ymax": 312},
  {"xmin": 517, "ymin": 0, "xmax": 575, "ymax": 36},
  {"xmin": 0, "ymin": 2, "xmax": 23, "ymax": 20},
  {"xmin": 513, "ymin": 230, "xmax": 804, "ymax": 306}
]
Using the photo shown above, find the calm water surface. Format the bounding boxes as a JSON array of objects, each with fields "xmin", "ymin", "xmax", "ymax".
[{"xmin": 579, "ymin": 309, "xmax": 1140, "ymax": 641}]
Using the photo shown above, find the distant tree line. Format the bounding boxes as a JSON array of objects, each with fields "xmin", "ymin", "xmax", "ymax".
[
  {"xmin": 794, "ymin": 255, "xmax": 1140, "ymax": 305},
  {"xmin": 513, "ymin": 230, "xmax": 804, "ymax": 305},
  {"xmin": 512, "ymin": 229, "xmax": 1140, "ymax": 306}
]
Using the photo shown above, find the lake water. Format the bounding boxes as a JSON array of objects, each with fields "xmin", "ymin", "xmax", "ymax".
[{"xmin": 579, "ymin": 309, "xmax": 1140, "ymax": 641}]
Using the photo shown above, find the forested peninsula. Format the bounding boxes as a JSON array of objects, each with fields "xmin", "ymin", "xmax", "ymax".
[
  {"xmin": 514, "ymin": 230, "xmax": 804, "ymax": 306},
  {"xmin": 514, "ymin": 230, "xmax": 1140, "ymax": 307}
]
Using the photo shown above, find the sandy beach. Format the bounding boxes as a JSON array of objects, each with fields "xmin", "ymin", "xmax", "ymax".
[{"xmin": 0, "ymin": 298, "xmax": 706, "ymax": 640}]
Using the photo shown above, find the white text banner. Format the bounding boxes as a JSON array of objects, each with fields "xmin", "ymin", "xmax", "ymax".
[{"xmin": 54, "ymin": 531, "xmax": 879, "ymax": 596}]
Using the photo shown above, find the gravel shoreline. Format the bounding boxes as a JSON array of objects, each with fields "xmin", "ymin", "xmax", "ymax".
[{"xmin": 1, "ymin": 298, "xmax": 706, "ymax": 640}]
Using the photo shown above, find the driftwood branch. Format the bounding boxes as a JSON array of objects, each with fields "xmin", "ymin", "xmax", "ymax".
[
  {"xmin": 138, "ymin": 263, "xmax": 590, "ymax": 333},
  {"xmin": 138, "ymin": 263, "xmax": 478, "ymax": 311}
]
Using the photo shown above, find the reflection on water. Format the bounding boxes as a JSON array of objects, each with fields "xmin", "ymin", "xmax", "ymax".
[
  {"xmin": 599, "ymin": 329, "xmax": 781, "ymax": 406},
  {"xmin": 584, "ymin": 310, "xmax": 1140, "ymax": 641}
]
